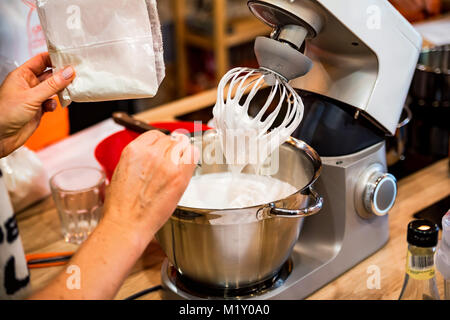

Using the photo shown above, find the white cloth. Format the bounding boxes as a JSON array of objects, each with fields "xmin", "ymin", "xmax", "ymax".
[
  {"xmin": 0, "ymin": 147, "xmax": 50, "ymax": 213},
  {"xmin": 36, "ymin": 0, "xmax": 165, "ymax": 106}
]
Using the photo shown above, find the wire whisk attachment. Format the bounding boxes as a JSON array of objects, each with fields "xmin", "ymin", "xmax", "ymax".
[{"xmin": 212, "ymin": 67, "xmax": 304, "ymax": 170}]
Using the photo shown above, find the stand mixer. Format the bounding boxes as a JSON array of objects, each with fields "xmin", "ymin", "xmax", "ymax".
[{"xmin": 161, "ymin": 0, "xmax": 422, "ymax": 299}]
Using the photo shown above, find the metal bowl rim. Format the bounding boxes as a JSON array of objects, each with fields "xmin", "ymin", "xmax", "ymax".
[{"xmin": 176, "ymin": 135, "xmax": 322, "ymax": 213}]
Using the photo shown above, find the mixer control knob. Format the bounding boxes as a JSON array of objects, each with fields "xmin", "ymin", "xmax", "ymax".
[
  {"xmin": 355, "ymin": 164, "xmax": 397, "ymax": 219},
  {"xmin": 364, "ymin": 172, "xmax": 397, "ymax": 216}
]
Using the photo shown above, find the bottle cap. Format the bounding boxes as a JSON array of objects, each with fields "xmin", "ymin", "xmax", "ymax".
[{"xmin": 407, "ymin": 219, "xmax": 439, "ymax": 247}]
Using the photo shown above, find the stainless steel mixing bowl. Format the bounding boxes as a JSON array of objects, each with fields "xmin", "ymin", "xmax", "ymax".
[{"xmin": 156, "ymin": 131, "xmax": 322, "ymax": 289}]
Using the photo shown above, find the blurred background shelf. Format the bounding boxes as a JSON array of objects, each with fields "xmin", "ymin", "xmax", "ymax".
[
  {"xmin": 184, "ymin": 17, "xmax": 270, "ymax": 49},
  {"xmin": 173, "ymin": 0, "xmax": 271, "ymax": 97}
]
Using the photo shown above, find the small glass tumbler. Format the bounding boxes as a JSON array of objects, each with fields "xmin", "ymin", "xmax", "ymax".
[{"xmin": 50, "ymin": 167, "xmax": 106, "ymax": 244}]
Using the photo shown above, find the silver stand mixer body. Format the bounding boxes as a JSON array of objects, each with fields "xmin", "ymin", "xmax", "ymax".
[
  {"xmin": 266, "ymin": 142, "xmax": 390, "ymax": 299},
  {"xmin": 161, "ymin": 0, "xmax": 421, "ymax": 299},
  {"xmin": 161, "ymin": 142, "xmax": 389, "ymax": 299}
]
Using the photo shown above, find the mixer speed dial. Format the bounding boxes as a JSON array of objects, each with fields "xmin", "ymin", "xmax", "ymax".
[{"xmin": 355, "ymin": 164, "xmax": 398, "ymax": 219}]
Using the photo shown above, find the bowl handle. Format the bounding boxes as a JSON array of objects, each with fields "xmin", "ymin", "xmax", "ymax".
[{"xmin": 269, "ymin": 188, "xmax": 323, "ymax": 218}]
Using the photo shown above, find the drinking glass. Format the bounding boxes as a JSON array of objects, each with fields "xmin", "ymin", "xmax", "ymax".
[{"xmin": 50, "ymin": 167, "xmax": 106, "ymax": 244}]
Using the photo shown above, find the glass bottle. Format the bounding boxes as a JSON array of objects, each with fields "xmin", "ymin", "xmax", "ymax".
[
  {"xmin": 436, "ymin": 211, "xmax": 450, "ymax": 300},
  {"xmin": 399, "ymin": 219, "xmax": 440, "ymax": 300}
]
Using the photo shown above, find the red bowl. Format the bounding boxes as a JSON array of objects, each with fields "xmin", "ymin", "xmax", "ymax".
[{"xmin": 95, "ymin": 122, "xmax": 211, "ymax": 181}]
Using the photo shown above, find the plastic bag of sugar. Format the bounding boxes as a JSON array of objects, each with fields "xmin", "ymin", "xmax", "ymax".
[{"xmin": 36, "ymin": 0, "xmax": 165, "ymax": 106}]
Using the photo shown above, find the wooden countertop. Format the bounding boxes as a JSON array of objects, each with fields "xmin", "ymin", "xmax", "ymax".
[{"xmin": 17, "ymin": 158, "xmax": 449, "ymax": 300}]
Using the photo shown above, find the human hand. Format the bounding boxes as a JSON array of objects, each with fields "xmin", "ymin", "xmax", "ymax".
[
  {"xmin": 31, "ymin": 131, "xmax": 199, "ymax": 300},
  {"xmin": 101, "ymin": 130, "xmax": 200, "ymax": 252},
  {"xmin": 0, "ymin": 52, "xmax": 75, "ymax": 157}
]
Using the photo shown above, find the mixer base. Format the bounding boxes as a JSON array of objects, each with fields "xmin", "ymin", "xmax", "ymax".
[
  {"xmin": 160, "ymin": 142, "xmax": 391, "ymax": 300},
  {"xmin": 161, "ymin": 259, "xmax": 293, "ymax": 300}
]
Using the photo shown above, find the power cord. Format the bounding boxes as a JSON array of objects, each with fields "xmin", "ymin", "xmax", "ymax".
[{"xmin": 123, "ymin": 284, "xmax": 163, "ymax": 300}]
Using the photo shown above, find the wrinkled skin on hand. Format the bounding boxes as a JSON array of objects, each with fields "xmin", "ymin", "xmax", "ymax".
[
  {"xmin": 102, "ymin": 130, "xmax": 200, "ymax": 251},
  {"xmin": 30, "ymin": 131, "xmax": 200, "ymax": 300}
]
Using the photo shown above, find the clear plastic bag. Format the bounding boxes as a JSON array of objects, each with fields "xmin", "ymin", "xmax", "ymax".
[
  {"xmin": 0, "ymin": 56, "xmax": 19, "ymax": 84},
  {"xmin": 0, "ymin": 0, "xmax": 47, "ymax": 65},
  {"xmin": 36, "ymin": 0, "xmax": 165, "ymax": 106},
  {"xmin": 0, "ymin": 147, "xmax": 50, "ymax": 213}
]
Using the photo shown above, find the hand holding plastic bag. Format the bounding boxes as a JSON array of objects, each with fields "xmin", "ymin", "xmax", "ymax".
[{"xmin": 36, "ymin": 0, "xmax": 165, "ymax": 106}]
